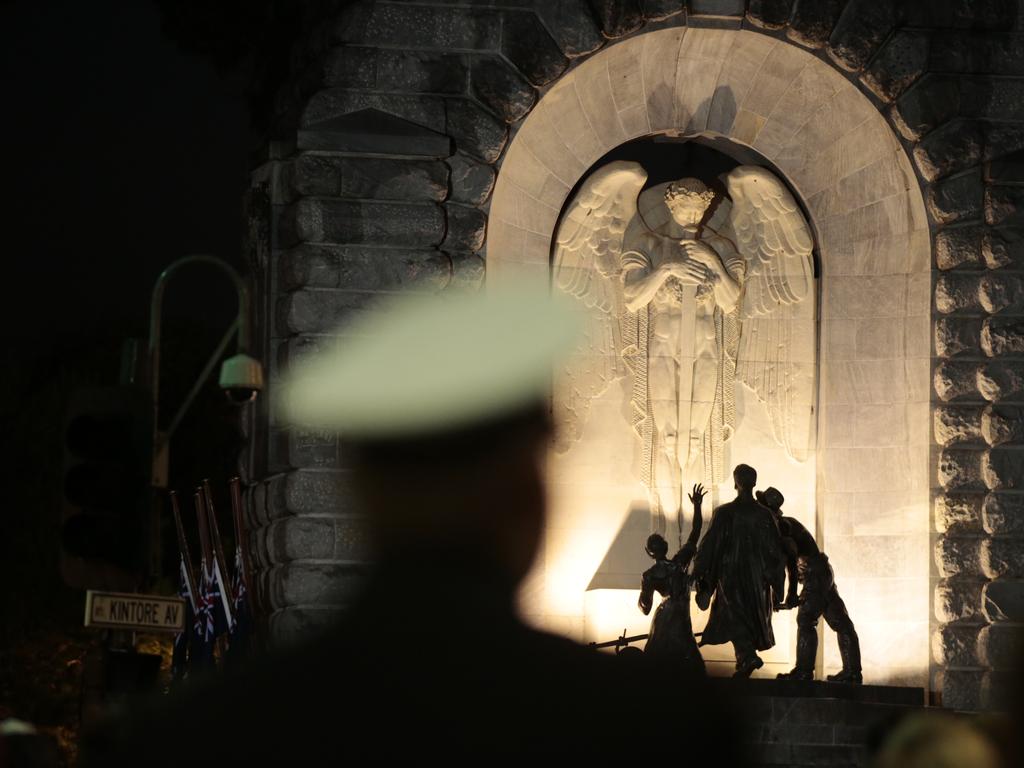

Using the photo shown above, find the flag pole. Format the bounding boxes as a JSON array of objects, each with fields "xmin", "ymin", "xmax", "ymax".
[
  {"xmin": 193, "ymin": 489, "xmax": 213, "ymax": 568},
  {"xmin": 202, "ymin": 479, "xmax": 235, "ymax": 633},
  {"xmin": 170, "ymin": 491, "xmax": 198, "ymax": 609},
  {"xmin": 228, "ymin": 477, "xmax": 253, "ymax": 612},
  {"xmin": 191, "ymin": 489, "xmax": 217, "ymax": 668}
]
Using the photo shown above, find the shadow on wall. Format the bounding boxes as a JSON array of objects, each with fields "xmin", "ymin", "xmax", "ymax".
[{"xmin": 588, "ymin": 501, "xmax": 657, "ymax": 591}]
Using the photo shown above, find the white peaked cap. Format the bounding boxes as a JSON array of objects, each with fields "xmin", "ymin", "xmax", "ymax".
[{"xmin": 277, "ymin": 286, "xmax": 583, "ymax": 439}]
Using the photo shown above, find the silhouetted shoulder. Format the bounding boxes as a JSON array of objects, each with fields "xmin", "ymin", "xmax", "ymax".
[
  {"xmin": 643, "ymin": 560, "xmax": 674, "ymax": 581},
  {"xmin": 709, "ymin": 500, "xmax": 740, "ymax": 520}
]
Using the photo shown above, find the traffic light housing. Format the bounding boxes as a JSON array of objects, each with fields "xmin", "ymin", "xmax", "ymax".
[{"xmin": 61, "ymin": 386, "xmax": 153, "ymax": 590}]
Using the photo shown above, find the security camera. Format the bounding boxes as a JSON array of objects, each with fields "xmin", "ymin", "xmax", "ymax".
[{"xmin": 219, "ymin": 353, "xmax": 264, "ymax": 403}]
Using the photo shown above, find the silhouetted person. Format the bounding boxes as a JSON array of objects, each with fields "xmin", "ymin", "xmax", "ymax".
[
  {"xmin": 82, "ymin": 290, "xmax": 740, "ymax": 761},
  {"xmin": 692, "ymin": 464, "xmax": 785, "ymax": 677},
  {"xmin": 756, "ymin": 487, "xmax": 862, "ymax": 683},
  {"xmin": 639, "ymin": 484, "xmax": 705, "ymax": 674}
]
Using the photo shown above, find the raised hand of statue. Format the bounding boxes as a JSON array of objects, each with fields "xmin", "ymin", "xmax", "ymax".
[{"xmin": 688, "ymin": 483, "xmax": 706, "ymax": 507}]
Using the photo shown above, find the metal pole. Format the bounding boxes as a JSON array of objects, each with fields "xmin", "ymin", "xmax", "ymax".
[
  {"xmin": 164, "ymin": 318, "xmax": 240, "ymax": 441},
  {"xmin": 149, "ymin": 254, "xmax": 252, "ymax": 440},
  {"xmin": 147, "ymin": 254, "xmax": 253, "ymax": 580}
]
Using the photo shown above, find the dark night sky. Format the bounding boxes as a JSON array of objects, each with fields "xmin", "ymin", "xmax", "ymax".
[
  {"xmin": 0, "ymin": 0, "xmax": 259, "ymax": 634},
  {"xmin": 1, "ymin": 0, "xmax": 250, "ymax": 349}
]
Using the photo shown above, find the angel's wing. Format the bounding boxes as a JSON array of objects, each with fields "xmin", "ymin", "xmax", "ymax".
[
  {"xmin": 725, "ymin": 166, "xmax": 816, "ymax": 462},
  {"xmin": 552, "ymin": 160, "xmax": 648, "ymax": 450}
]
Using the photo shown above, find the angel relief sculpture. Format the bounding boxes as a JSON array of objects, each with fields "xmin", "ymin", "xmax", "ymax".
[{"xmin": 553, "ymin": 160, "xmax": 816, "ymax": 521}]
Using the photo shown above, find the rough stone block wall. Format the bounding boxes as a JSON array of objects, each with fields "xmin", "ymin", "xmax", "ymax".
[
  {"xmin": 244, "ymin": 0, "xmax": 609, "ymax": 645},
  {"xmin": 840, "ymin": 0, "xmax": 1024, "ymax": 711},
  {"xmin": 766, "ymin": 0, "xmax": 1024, "ymax": 711},
  {"xmin": 901, "ymin": 10, "xmax": 1024, "ymax": 706},
  {"xmin": 244, "ymin": 132, "xmax": 489, "ymax": 640},
  {"xmin": 242, "ymin": 0, "xmax": 1024, "ymax": 708}
]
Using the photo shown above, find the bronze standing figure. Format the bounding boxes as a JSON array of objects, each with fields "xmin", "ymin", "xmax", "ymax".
[
  {"xmin": 692, "ymin": 465, "xmax": 786, "ymax": 677},
  {"xmin": 757, "ymin": 487, "xmax": 862, "ymax": 684},
  {"xmin": 639, "ymin": 484, "xmax": 706, "ymax": 675}
]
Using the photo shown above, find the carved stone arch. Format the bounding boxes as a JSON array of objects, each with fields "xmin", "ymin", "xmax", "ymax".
[{"xmin": 486, "ymin": 27, "xmax": 932, "ymax": 688}]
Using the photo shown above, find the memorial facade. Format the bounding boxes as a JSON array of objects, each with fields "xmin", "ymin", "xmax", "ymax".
[{"xmin": 240, "ymin": 0, "xmax": 1024, "ymax": 710}]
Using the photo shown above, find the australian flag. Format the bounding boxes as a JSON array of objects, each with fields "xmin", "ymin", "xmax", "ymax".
[
  {"xmin": 191, "ymin": 560, "xmax": 221, "ymax": 669},
  {"xmin": 170, "ymin": 556, "xmax": 195, "ymax": 681},
  {"xmin": 210, "ymin": 554, "xmax": 233, "ymax": 639},
  {"xmin": 226, "ymin": 545, "xmax": 252, "ymax": 665}
]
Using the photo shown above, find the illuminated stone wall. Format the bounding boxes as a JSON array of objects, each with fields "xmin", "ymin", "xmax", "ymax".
[{"xmin": 244, "ymin": 0, "xmax": 1024, "ymax": 709}]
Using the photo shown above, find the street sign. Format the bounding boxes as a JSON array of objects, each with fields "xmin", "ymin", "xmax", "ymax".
[{"xmin": 85, "ymin": 590, "xmax": 186, "ymax": 633}]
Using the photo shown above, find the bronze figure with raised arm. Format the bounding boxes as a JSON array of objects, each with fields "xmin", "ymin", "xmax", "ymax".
[{"xmin": 639, "ymin": 484, "xmax": 707, "ymax": 675}]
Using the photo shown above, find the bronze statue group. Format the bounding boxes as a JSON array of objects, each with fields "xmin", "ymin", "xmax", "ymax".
[{"xmin": 639, "ymin": 463, "xmax": 862, "ymax": 683}]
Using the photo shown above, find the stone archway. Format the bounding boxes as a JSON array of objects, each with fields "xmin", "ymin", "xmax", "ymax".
[{"xmin": 487, "ymin": 28, "xmax": 931, "ymax": 687}]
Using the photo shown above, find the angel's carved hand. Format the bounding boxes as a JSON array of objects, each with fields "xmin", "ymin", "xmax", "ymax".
[
  {"xmin": 680, "ymin": 241, "xmax": 721, "ymax": 271},
  {"xmin": 663, "ymin": 258, "xmax": 707, "ymax": 284}
]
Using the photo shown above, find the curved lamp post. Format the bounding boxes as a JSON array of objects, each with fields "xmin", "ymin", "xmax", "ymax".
[{"xmin": 147, "ymin": 254, "xmax": 263, "ymax": 575}]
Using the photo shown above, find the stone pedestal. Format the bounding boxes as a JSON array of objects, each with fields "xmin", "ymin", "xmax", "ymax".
[{"xmin": 724, "ymin": 679, "xmax": 926, "ymax": 767}]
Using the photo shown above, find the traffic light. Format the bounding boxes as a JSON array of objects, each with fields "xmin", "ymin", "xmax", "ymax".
[{"xmin": 61, "ymin": 386, "xmax": 153, "ymax": 590}]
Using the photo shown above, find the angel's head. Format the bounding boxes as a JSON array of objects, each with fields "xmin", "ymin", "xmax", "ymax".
[{"xmin": 664, "ymin": 177, "xmax": 715, "ymax": 229}]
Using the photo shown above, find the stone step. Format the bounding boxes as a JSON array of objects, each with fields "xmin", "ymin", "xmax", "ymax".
[
  {"xmin": 709, "ymin": 680, "xmax": 928, "ymax": 767},
  {"xmin": 719, "ymin": 677, "xmax": 925, "ymax": 706}
]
